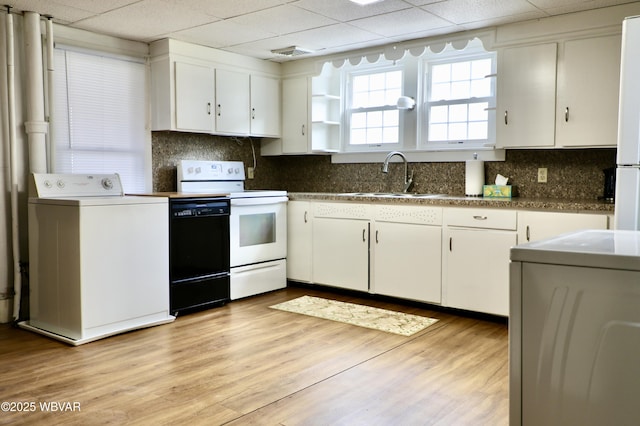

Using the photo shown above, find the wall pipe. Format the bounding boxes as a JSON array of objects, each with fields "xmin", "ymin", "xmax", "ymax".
[
  {"xmin": 23, "ymin": 11, "xmax": 47, "ymax": 174},
  {"xmin": 5, "ymin": 8, "xmax": 21, "ymax": 321},
  {"xmin": 45, "ymin": 16, "xmax": 54, "ymax": 172}
]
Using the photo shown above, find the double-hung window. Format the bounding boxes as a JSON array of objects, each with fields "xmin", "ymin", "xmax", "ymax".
[
  {"xmin": 346, "ymin": 67, "xmax": 403, "ymax": 150},
  {"xmin": 52, "ymin": 47, "xmax": 149, "ymax": 193},
  {"xmin": 423, "ymin": 51, "xmax": 496, "ymax": 149}
]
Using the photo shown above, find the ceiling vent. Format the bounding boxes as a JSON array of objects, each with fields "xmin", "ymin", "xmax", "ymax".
[{"xmin": 270, "ymin": 46, "xmax": 313, "ymax": 57}]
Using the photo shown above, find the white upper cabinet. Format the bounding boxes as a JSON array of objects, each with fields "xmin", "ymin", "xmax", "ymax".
[
  {"xmin": 174, "ymin": 62, "xmax": 215, "ymax": 133},
  {"xmin": 250, "ymin": 75, "xmax": 281, "ymax": 137},
  {"xmin": 281, "ymin": 76, "xmax": 309, "ymax": 154},
  {"xmin": 497, "ymin": 34, "xmax": 622, "ymax": 149},
  {"xmin": 150, "ymin": 39, "xmax": 281, "ymax": 137},
  {"xmin": 496, "ymin": 43, "xmax": 558, "ymax": 148},
  {"xmin": 215, "ymin": 68, "xmax": 250, "ymax": 136},
  {"xmin": 555, "ymin": 34, "xmax": 621, "ymax": 148}
]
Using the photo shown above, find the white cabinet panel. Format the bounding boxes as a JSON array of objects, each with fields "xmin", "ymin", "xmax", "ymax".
[
  {"xmin": 312, "ymin": 217, "xmax": 369, "ymax": 292},
  {"xmin": 287, "ymin": 201, "xmax": 312, "ymax": 283},
  {"xmin": 497, "ymin": 43, "xmax": 557, "ymax": 148},
  {"xmin": 215, "ymin": 69, "xmax": 250, "ymax": 135},
  {"xmin": 373, "ymin": 221, "xmax": 441, "ymax": 303},
  {"xmin": 445, "ymin": 227, "xmax": 516, "ymax": 316},
  {"xmin": 251, "ymin": 75, "xmax": 281, "ymax": 137},
  {"xmin": 556, "ymin": 35, "xmax": 621, "ymax": 147},
  {"xmin": 175, "ymin": 62, "xmax": 214, "ymax": 132},
  {"xmin": 517, "ymin": 210, "xmax": 610, "ymax": 243}
]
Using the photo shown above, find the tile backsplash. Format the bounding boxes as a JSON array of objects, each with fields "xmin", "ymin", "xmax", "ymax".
[{"xmin": 153, "ymin": 131, "xmax": 616, "ymax": 200}]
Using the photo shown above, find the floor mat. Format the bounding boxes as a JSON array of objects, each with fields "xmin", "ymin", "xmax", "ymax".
[{"xmin": 270, "ymin": 295, "xmax": 438, "ymax": 336}]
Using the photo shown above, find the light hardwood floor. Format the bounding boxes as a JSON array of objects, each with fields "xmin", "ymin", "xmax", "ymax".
[{"xmin": 0, "ymin": 285, "xmax": 508, "ymax": 425}]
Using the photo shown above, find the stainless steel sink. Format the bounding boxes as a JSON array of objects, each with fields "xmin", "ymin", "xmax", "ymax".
[{"xmin": 338, "ymin": 192, "xmax": 447, "ymax": 199}]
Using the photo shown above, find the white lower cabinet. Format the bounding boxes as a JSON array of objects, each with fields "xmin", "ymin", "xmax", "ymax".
[
  {"xmin": 443, "ymin": 208, "xmax": 517, "ymax": 316},
  {"xmin": 312, "ymin": 203, "xmax": 372, "ymax": 292},
  {"xmin": 288, "ymin": 200, "xmax": 612, "ymax": 317},
  {"xmin": 372, "ymin": 205, "xmax": 442, "ymax": 304},
  {"xmin": 517, "ymin": 210, "xmax": 610, "ymax": 243},
  {"xmin": 287, "ymin": 201, "xmax": 313, "ymax": 283}
]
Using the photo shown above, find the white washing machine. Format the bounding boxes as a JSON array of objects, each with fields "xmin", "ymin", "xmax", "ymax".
[
  {"xmin": 510, "ymin": 229, "xmax": 640, "ymax": 425},
  {"xmin": 20, "ymin": 173, "xmax": 174, "ymax": 345}
]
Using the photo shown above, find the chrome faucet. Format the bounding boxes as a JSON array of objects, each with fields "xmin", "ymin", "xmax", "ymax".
[{"xmin": 382, "ymin": 151, "xmax": 413, "ymax": 193}]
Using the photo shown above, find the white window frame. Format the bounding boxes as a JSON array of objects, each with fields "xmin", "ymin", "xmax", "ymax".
[
  {"xmin": 51, "ymin": 45, "xmax": 151, "ymax": 193},
  {"xmin": 420, "ymin": 49, "xmax": 497, "ymax": 150},
  {"xmin": 343, "ymin": 63, "xmax": 408, "ymax": 152}
]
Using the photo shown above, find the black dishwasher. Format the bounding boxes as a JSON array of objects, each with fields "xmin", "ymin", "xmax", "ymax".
[{"xmin": 169, "ymin": 198, "xmax": 230, "ymax": 315}]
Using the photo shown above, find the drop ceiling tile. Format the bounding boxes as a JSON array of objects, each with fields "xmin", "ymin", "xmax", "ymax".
[
  {"xmin": 422, "ymin": 0, "xmax": 543, "ymax": 24},
  {"xmin": 291, "ymin": 0, "xmax": 411, "ymax": 22},
  {"xmin": 172, "ymin": 20, "xmax": 276, "ymax": 48},
  {"xmin": 185, "ymin": 0, "xmax": 287, "ymax": 19},
  {"xmin": 528, "ymin": 0, "xmax": 638, "ymax": 15},
  {"xmin": 349, "ymin": 8, "xmax": 453, "ymax": 37},
  {"xmin": 289, "ymin": 23, "xmax": 384, "ymax": 50},
  {"xmin": 72, "ymin": 0, "xmax": 217, "ymax": 41},
  {"xmin": 229, "ymin": 4, "xmax": 337, "ymax": 35}
]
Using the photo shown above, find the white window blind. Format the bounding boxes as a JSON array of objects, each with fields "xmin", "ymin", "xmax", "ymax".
[{"xmin": 52, "ymin": 48, "xmax": 147, "ymax": 193}]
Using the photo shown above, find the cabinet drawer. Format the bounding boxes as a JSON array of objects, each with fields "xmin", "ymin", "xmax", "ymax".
[
  {"xmin": 445, "ymin": 207, "xmax": 517, "ymax": 230},
  {"xmin": 374, "ymin": 205, "xmax": 442, "ymax": 226},
  {"xmin": 313, "ymin": 203, "xmax": 372, "ymax": 220}
]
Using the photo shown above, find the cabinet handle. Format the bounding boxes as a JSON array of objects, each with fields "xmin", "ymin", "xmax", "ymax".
[
  {"xmin": 473, "ymin": 215, "xmax": 488, "ymax": 220},
  {"xmin": 449, "ymin": 237, "xmax": 452, "ymax": 252},
  {"xmin": 217, "ymin": 104, "xmax": 221, "ymax": 117},
  {"xmin": 252, "ymin": 107, "xmax": 256, "ymax": 120},
  {"xmin": 207, "ymin": 102, "xmax": 211, "ymax": 115},
  {"xmin": 301, "ymin": 124, "xmax": 306, "ymax": 136},
  {"xmin": 565, "ymin": 107, "xmax": 569, "ymax": 122},
  {"xmin": 304, "ymin": 211, "xmax": 308, "ymax": 223},
  {"xmin": 526, "ymin": 225, "xmax": 530, "ymax": 242},
  {"xmin": 376, "ymin": 230, "xmax": 379, "ymax": 244},
  {"xmin": 504, "ymin": 110, "xmax": 508, "ymax": 125},
  {"xmin": 362, "ymin": 229, "xmax": 366, "ymax": 242}
]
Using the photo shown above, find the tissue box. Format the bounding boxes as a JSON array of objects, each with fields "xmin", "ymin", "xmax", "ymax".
[{"xmin": 483, "ymin": 185, "xmax": 512, "ymax": 198}]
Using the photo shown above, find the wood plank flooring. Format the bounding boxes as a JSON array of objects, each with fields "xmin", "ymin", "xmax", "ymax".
[{"xmin": 0, "ymin": 285, "xmax": 508, "ymax": 425}]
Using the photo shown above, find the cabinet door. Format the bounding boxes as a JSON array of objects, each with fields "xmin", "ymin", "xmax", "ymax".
[
  {"xmin": 215, "ymin": 69, "xmax": 250, "ymax": 135},
  {"xmin": 251, "ymin": 75, "xmax": 281, "ymax": 137},
  {"xmin": 175, "ymin": 62, "xmax": 214, "ymax": 132},
  {"xmin": 312, "ymin": 217, "xmax": 369, "ymax": 292},
  {"xmin": 445, "ymin": 228, "xmax": 516, "ymax": 316},
  {"xmin": 497, "ymin": 43, "xmax": 557, "ymax": 148},
  {"xmin": 287, "ymin": 201, "xmax": 312, "ymax": 282},
  {"xmin": 373, "ymin": 222, "xmax": 441, "ymax": 304},
  {"xmin": 556, "ymin": 35, "xmax": 621, "ymax": 147},
  {"xmin": 517, "ymin": 211, "xmax": 609, "ymax": 244},
  {"xmin": 282, "ymin": 77, "xmax": 309, "ymax": 154}
]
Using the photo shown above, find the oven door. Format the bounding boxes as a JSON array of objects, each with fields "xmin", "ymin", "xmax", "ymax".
[{"xmin": 229, "ymin": 196, "xmax": 287, "ymax": 267}]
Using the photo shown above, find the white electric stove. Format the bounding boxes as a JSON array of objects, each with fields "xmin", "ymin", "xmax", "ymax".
[{"xmin": 177, "ymin": 160, "xmax": 288, "ymax": 300}]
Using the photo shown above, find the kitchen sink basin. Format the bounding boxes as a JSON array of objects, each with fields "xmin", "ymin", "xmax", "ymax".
[{"xmin": 338, "ymin": 192, "xmax": 447, "ymax": 199}]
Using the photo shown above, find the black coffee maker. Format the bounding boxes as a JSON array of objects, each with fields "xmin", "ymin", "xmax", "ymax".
[{"xmin": 603, "ymin": 167, "xmax": 616, "ymax": 202}]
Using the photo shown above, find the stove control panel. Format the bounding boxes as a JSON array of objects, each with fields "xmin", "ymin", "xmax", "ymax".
[
  {"xmin": 178, "ymin": 160, "xmax": 245, "ymax": 182},
  {"xmin": 31, "ymin": 173, "xmax": 124, "ymax": 198}
]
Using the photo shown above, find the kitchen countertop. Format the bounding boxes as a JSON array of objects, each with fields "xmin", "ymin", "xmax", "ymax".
[
  {"xmin": 128, "ymin": 192, "xmax": 229, "ymax": 199},
  {"xmin": 288, "ymin": 192, "xmax": 615, "ymax": 213}
]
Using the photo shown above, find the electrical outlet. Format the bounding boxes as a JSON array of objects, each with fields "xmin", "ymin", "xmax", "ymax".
[
  {"xmin": 248, "ymin": 167, "xmax": 255, "ymax": 179},
  {"xmin": 537, "ymin": 167, "xmax": 548, "ymax": 183}
]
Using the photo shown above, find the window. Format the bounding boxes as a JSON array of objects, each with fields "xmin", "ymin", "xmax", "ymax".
[
  {"xmin": 423, "ymin": 52, "xmax": 496, "ymax": 148},
  {"xmin": 52, "ymin": 48, "xmax": 148, "ymax": 193},
  {"xmin": 346, "ymin": 68, "xmax": 403, "ymax": 149}
]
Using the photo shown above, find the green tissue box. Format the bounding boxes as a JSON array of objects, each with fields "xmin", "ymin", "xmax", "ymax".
[{"xmin": 483, "ymin": 185, "xmax": 512, "ymax": 198}]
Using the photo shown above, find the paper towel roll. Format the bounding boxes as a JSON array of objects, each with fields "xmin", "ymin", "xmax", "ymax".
[{"xmin": 465, "ymin": 160, "xmax": 484, "ymax": 196}]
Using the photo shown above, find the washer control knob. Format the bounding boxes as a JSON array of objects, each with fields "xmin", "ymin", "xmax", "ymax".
[
  {"xmin": 101, "ymin": 178, "xmax": 114, "ymax": 190},
  {"xmin": 43, "ymin": 180, "xmax": 52, "ymax": 188},
  {"xmin": 56, "ymin": 180, "xmax": 65, "ymax": 188}
]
